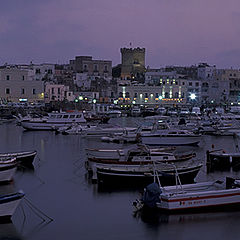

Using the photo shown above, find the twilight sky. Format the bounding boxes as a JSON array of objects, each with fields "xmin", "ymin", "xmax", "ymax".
[{"xmin": 1, "ymin": 0, "xmax": 240, "ymax": 68}]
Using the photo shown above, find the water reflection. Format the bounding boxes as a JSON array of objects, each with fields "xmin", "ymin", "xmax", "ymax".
[
  {"xmin": 134, "ymin": 208, "xmax": 240, "ymax": 226},
  {"xmin": 0, "ymin": 222, "xmax": 23, "ymax": 240}
]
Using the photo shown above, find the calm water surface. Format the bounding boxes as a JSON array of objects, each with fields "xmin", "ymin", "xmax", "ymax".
[{"xmin": 0, "ymin": 118, "xmax": 240, "ymax": 240}]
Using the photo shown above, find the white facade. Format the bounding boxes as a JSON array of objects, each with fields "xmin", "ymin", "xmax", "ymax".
[
  {"xmin": 33, "ymin": 64, "xmax": 55, "ymax": 81},
  {"xmin": 117, "ymin": 82, "xmax": 187, "ymax": 106},
  {"xmin": 74, "ymin": 73, "xmax": 91, "ymax": 90},
  {"xmin": 45, "ymin": 83, "xmax": 74, "ymax": 103},
  {"xmin": 145, "ymin": 70, "xmax": 177, "ymax": 85},
  {"xmin": 0, "ymin": 68, "xmax": 44, "ymax": 103}
]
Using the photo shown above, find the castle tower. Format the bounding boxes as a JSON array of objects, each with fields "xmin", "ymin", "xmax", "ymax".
[{"xmin": 120, "ymin": 47, "xmax": 145, "ymax": 80}]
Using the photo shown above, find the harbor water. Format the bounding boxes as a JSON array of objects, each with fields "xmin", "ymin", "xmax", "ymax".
[{"xmin": 0, "ymin": 118, "xmax": 240, "ymax": 240}]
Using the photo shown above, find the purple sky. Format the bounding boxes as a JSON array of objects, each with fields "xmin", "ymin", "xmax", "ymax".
[{"xmin": 1, "ymin": 0, "xmax": 240, "ymax": 68}]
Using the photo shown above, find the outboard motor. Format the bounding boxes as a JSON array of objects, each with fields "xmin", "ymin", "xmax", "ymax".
[{"xmin": 142, "ymin": 182, "xmax": 162, "ymax": 208}]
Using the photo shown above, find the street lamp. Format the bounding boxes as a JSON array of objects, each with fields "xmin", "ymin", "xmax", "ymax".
[{"xmin": 190, "ymin": 93, "xmax": 196, "ymax": 100}]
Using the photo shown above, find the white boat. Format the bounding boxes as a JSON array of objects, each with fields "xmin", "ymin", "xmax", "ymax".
[
  {"xmin": 21, "ymin": 111, "xmax": 86, "ymax": 130},
  {"xmin": 134, "ymin": 177, "xmax": 240, "ymax": 212},
  {"xmin": 0, "ymin": 150, "xmax": 37, "ymax": 166},
  {"xmin": 105, "ymin": 110, "xmax": 122, "ymax": 118},
  {"xmin": 82, "ymin": 126, "xmax": 137, "ymax": 138},
  {"xmin": 0, "ymin": 191, "xmax": 24, "ymax": 220},
  {"xmin": 85, "ymin": 145, "xmax": 176, "ymax": 162},
  {"xmin": 61, "ymin": 124, "xmax": 96, "ymax": 135},
  {"xmin": 141, "ymin": 129, "xmax": 201, "ymax": 146},
  {"xmin": 0, "ymin": 159, "xmax": 17, "ymax": 182},
  {"xmin": 101, "ymin": 130, "xmax": 140, "ymax": 143},
  {"xmin": 131, "ymin": 108, "xmax": 141, "ymax": 117}
]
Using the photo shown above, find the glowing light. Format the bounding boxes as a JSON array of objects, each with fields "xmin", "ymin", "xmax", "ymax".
[
  {"xmin": 190, "ymin": 93, "xmax": 196, "ymax": 100},
  {"xmin": 132, "ymin": 100, "xmax": 136, "ymax": 104},
  {"xmin": 93, "ymin": 99, "xmax": 97, "ymax": 103},
  {"xmin": 79, "ymin": 96, "xmax": 83, "ymax": 100},
  {"xmin": 19, "ymin": 98, "xmax": 27, "ymax": 102},
  {"xmin": 159, "ymin": 96, "xmax": 163, "ymax": 100}
]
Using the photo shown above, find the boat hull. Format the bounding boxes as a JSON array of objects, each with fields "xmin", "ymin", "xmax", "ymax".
[
  {"xmin": 0, "ymin": 151, "xmax": 37, "ymax": 166},
  {"xmin": 0, "ymin": 192, "xmax": 24, "ymax": 219},
  {"xmin": 157, "ymin": 181, "xmax": 240, "ymax": 212},
  {"xmin": 21, "ymin": 121, "xmax": 78, "ymax": 130},
  {"xmin": 141, "ymin": 135, "xmax": 201, "ymax": 146},
  {"xmin": 96, "ymin": 164, "xmax": 202, "ymax": 186},
  {"xmin": 0, "ymin": 164, "xmax": 17, "ymax": 182}
]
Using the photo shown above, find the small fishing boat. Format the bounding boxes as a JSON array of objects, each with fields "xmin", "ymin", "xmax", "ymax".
[
  {"xmin": 91, "ymin": 160, "xmax": 202, "ymax": 186},
  {"xmin": 0, "ymin": 191, "xmax": 24, "ymax": 220},
  {"xmin": 84, "ymin": 114, "xmax": 110, "ymax": 124},
  {"xmin": 0, "ymin": 150, "xmax": 37, "ymax": 166},
  {"xmin": 206, "ymin": 149, "xmax": 240, "ymax": 171},
  {"xmin": 82, "ymin": 126, "xmax": 137, "ymax": 138},
  {"xmin": 141, "ymin": 129, "xmax": 201, "ymax": 146},
  {"xmin": 133, "ymin": 177, "xmax": 240, "ymax": 212},
  {"xmin": 0, "ymin": 159, "xmax": 17, "ymax": 182},
  {"xmin": 101, "ymin": 131, "xmax": 140, "ymax": 143},
  {"xmin": 85, "ymin": 145, "xmax": 177, "ymax": 162}
]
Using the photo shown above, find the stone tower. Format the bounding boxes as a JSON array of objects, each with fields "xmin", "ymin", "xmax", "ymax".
[{"xmin": 120, "ymin": 47, "xmax": 145, "ymax": 80}]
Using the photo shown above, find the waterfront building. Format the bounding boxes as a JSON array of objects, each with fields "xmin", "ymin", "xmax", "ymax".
[
  {"xmin": 45, "ymin": 83, "xmax": 74, "ymax": 103},
  {"xmin": 145, "ymin": 69, "xmax": 177, "ymax": 86},
  {"xmin": 120, "ymin": 47, "xmax": 145, "ymax": 81},
  {"xmin": 197, "ymin": 63, "xmax": 217, "ymax": 103},
  {"xmin": 117, "ymin": 80, "xmax": 187, "ymax": 107},
  {"xmin": 70, "ymin": 56, "xmax": 112, "ymax": 78},
  {"xmin": 0, "ymin": 67, "xmax": 44, "ymax": 103},
  {"xmin": 74, "ymin": 91, "xmax": 99, "ymax": 103},
  {"xmin": 220, "ymin": 69, "xmax": 240, "ymax": 104},
  {"xmin": 186, "ymin": 78, "xmax": 201, "ymax": 103}
]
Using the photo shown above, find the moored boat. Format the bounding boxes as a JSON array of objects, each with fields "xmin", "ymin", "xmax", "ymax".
[
  {"xmin": 0, "ymin": 191, "xmax": 24, "ymax": 220},
  {"xmin": 95, "ymin": 161, "xmax": 202, "ymax": 186},
  {"xmin": 0, "ymin": 150, "xmax": 37, "ymax": 166},
  {"xmin": 85, "ymin": 145, "xmax": 177, "ymax": 162},
  {"xmin": 134, "ymin": 177, "xmax": 240, "ymax": 212},
  {"xmin": 21, "ymin": 111, "xmax": 86, "ymax": 130},
  {"xmin": 141, "ymin": 129, "xmax": 201, "ymax": 146},
  {"xmin": 0, "ymin": 159, "xmax": 17, "ymax": 182}
]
